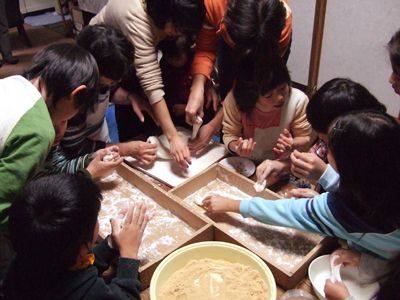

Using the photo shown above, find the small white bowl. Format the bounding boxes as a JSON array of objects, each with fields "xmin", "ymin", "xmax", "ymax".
[
  {"xmin": 219, "ymin": 156, "xmax": 256, "ymax": 177},
  {"xmin": 150, "ymin": 241, "xmax": 276, "ymax": 300},
  {"xmin": 308, "ymin": 255, "xmax": 380, "ymax": 300}
]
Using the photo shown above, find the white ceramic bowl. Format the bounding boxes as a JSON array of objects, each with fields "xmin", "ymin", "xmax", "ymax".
[
  {"xmin": 150, "ymin": 241, "xmax": 276, "ymax": 300},
  {"xmin": 219, "ymin": 156, "xmax": 256, "ymax": 177},
  {"xmin": 308, "ymin": 255, "xmax": 380, "ymax": 300}
]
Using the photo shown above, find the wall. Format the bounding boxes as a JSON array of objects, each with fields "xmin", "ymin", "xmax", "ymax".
[
  {"xmin": 287, "ymin": 0, "xmax": 400, "ymax": 117},
  {"xmin": 19, "ymin": 0, "xmax": 54, "ymax": 14}
]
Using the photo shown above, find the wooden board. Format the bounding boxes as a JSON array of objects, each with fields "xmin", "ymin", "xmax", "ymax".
[{"xmin": 124, "ymin": 128, "xmax": 229, "ymax": 187}]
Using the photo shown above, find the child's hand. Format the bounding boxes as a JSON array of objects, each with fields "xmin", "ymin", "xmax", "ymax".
[
  {"xmin": 273, "ymin": 129, "xmax": 293, "ymax": 155},
  {"xmin": 256, "ymin": 159, "xmax": 289, "ymax": 184},
  {"xmin": 109, "ymin": 203, "xmax": 153, "ymax": 259},
  {"xmin": 290, "ymin": 188, "xmax": 320, "ymax": 198},
  {"xmin": 330, "ymin": 248, "xmax": 361, "ymax": 268},
  {"xmin": 324, "ymin": 279, "xmax": 351, "ymax": 300},
  {"xmin": 86, "ymin": 146, "xmax": 123, "ymax": 180},
  {"xmin": 235, "ymin": 137, "xmax": 256, "ymax": 157},
  {"xmin": 120, "ymin": 140, "xmax": 157, "ymax": 165},
  {"xmin": 202, "ymin": 195, "xmax": 241, "ymax": 214},
  {"xmin": 290, "ymin": 150, "xmax": 328, "ymax": 181}
]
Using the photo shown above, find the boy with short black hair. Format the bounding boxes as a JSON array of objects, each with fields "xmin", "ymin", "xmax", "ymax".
[
  {"xmin": 4, "ymin": 173, "xmax": 152, "ymax": 300},
  {"xmin": 0, "ymin": 43, "xmax": 99, "ymax": 292}
]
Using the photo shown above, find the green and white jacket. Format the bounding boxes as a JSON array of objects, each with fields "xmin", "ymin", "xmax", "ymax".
[{"xmin": 0, "ymin": 75, "xmax": 54, "ymax": 233}]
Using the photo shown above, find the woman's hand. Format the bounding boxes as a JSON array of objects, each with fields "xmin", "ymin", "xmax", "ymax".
[{"xmin": 169, "ymin": 134, "xmax": 192, "ymax": 168}]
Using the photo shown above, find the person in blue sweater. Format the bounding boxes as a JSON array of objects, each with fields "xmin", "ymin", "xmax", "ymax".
[
  {"xmin": 203, "ymin": 110, "xmax": 400, "ymax": 261},
  {"xmin": 4, "ymin": 174, "xmax": 154, "ymax": 300}
]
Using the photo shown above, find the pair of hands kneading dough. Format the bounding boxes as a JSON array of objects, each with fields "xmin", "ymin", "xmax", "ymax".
[{"xmin": 147, "ymin": 118, "xmax": 203, "ymax": 160}]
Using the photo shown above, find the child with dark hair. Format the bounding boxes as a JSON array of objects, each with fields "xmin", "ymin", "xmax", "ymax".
[
  {"xmin": 186, "ymin": 0, "xmax": 292, "ymax": 155},
  {"xmin": 0, "ymin": 43, "xmax": 100, "ymax": 294},
  {"xmin": 90, "ymin": 0, "xmax": 206, "ymax": 169},
  {"xmin": 255, "ymin": 78, "xmax": 386, "ymax": 196},
  {"xmin": 3, "ymin": 174, "xmax": 153, "ymax": 300},
  {"xmin": 46, "ymin": 24, "xmax": 158, "ymax": 179},
  {"xmin": 222, "ymin": 56, "xmax": 311, "ymax": 162},
  {"xmin": 204, "ymin": 110, "xmax": 400, "ymax": 263}
]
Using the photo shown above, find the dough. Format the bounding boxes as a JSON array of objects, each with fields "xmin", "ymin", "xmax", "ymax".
[
  {"xmin": 147, "ymin": 136, "xmax": 173, "ymax": 160},
  {"xmin": 191, "ymin": 115, "xmax": 203, "ymax": 139},
  {"xmin": 103, "ymin": 153, "xmax": 115, "ymax": 162},
  {"xmin": 253, "ymin": 179, "xmax": 267, "ymax": 192},
  {"xmin": 194, "ymin": 195, "xmax": 205, "ymax": 207},
  {"xmin": 147, "ymin": 130, "xmax": 190, "ymax": 160}
]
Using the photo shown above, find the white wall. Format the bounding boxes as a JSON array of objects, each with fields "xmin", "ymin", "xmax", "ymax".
[
  {"xmin": 287, "ymin": 0, "xmax": 400, "ymax": 117},
  {"xmin": 19, "ymin": 0, "xmax": 54, "ymax": 14}
]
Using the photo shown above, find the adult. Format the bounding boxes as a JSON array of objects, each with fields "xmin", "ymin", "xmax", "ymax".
[{"xmin": 90, "ymin": 0, "xmax": 205, "ymax": 169}]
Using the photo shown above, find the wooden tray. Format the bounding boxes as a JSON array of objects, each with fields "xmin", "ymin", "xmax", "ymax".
[
  {"xmin": 168, "ymin": 163, "xmax": 336, "ymax": 289},
  {"xmin": 97, "ymin": 163, "xmax": 213, "ymax": 290}
]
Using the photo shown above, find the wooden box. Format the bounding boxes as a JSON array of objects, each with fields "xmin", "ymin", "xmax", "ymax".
[
  {"xmin": 97, "ymin": 163, "xmax": 213, "ymax": 290},
  {"xmin": 169, "ymin": 163, "xmax": 336, "ymax": 289}
]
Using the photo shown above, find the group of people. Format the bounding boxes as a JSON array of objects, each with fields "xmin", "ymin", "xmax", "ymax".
[{"xmin": 0, "ymin": 0, "xmax": 400, "ymax": 299}]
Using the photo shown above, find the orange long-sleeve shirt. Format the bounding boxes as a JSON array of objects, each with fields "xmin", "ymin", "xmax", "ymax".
[{"xmin": 192, "ymin": 0, "xmax": 292, "ymax": 79}]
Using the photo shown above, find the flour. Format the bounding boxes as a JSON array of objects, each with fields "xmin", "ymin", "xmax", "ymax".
[
  {"xmin": 98, "ymin": 172, "xmax": 195, "ymax": 266},
  {"xmin": 159, "ymin": 258, "xmax": 268, "ymax": 300},
  {"xmin": 183, "ymin": 179, "xmax": 323, "ymax": 272}
]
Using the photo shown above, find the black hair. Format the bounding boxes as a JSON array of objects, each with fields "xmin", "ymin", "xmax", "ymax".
[
  {"xmin": 225, "ymin": 0, "xmax": 286, "ymax": 62},
  {"xmin": 328, "ymin": 111, "xmax": 400, "ymax": 232},
  {"xmin": 77, "ymin": 23, "xmax": 134, "ymax": 81},
  {"xmin": 307, "ymin": 78, "xmax": 387, "ymax": 134},
  {"xmin": 233, "ymin": 55, "xmax": 291, "ymax": 114},
  {"xmin": 146, "ymin": 0, "xmax": 205, "ymax": 37},
  {"xmin": 158, "ymin": 34, "xmax": 195, "ymax": 63},
  {"xmin": 388, "ymin": 29, "xmax": 400, "ymax": 69},
  {"xmin": 23, "ymin": 43, "xmax": 100, "ymax": 112},
  {"xmin": 9, "ymin": 174, "xmax": 102, "ymax": 271}
]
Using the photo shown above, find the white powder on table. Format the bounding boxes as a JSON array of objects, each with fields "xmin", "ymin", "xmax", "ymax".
[
  {"xmin": 183, "ymin": 179, "xmax": 323, "ymax": 272},
  {"xmin": 159, "ymin": 258, "xmax": 268, "ymax": 300},
  {"xmin": 98, "ymin": 171, "xmax": 195, "ymax": 266}
]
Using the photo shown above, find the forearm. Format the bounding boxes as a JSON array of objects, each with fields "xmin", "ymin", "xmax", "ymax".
[
  {"xmin": 153, "ymin": 99, "xmax": 180, "ymax": 141},
  {"xmin": 207, "ymin": 108, "xmax": 224, "ymax": 133},
  {"xmin": 293, "ymin": 136, "xmax": 310, "ymax": 151}
]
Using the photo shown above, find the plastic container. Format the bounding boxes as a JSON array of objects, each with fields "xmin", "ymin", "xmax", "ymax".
[
  {"xmin": 281, "ymin": 289, "xmax": 318, "ymax": 300},
  {"xmin": 150, "ymin": 241, "xmax": 276, "ymax": 300}
]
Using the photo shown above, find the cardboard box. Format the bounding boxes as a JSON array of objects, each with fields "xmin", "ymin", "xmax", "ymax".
[
  {"xmin": 169, "ymin": 163, "xmax": 336, "ymax": 289},
  {"xmin": 98, "ymin": 163, "xmax": 213, "ymax": 290}
]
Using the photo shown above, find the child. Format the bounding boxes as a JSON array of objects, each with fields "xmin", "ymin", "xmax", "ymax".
[
  {"xmin": 0, "ymin": 43, "xmax": 99, "ymax": 293},
  {"xmin": 0, "ymin": 43, "xmax": 99, "ymax": 232},
  {"xmin": 63, "ymin": 24, "xmax": 157, "ymax": 165},
  {"xmin": 4, "ymin": 173, "xmax": 153, "ymax": 299},
  {"xmin": 255, "ymin": 78, "xmax": 386, "ymax": 196},
  {"xmin": 222, "ymin": 56, "xmax": 311, "ymax": 162},
  {"xmin": 203, "ymin": 110, "xmax": 400, "ymax": 261},
  {"xmin": 187, "ymin": 0, "xmax": 292, "ymax": 155}
]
